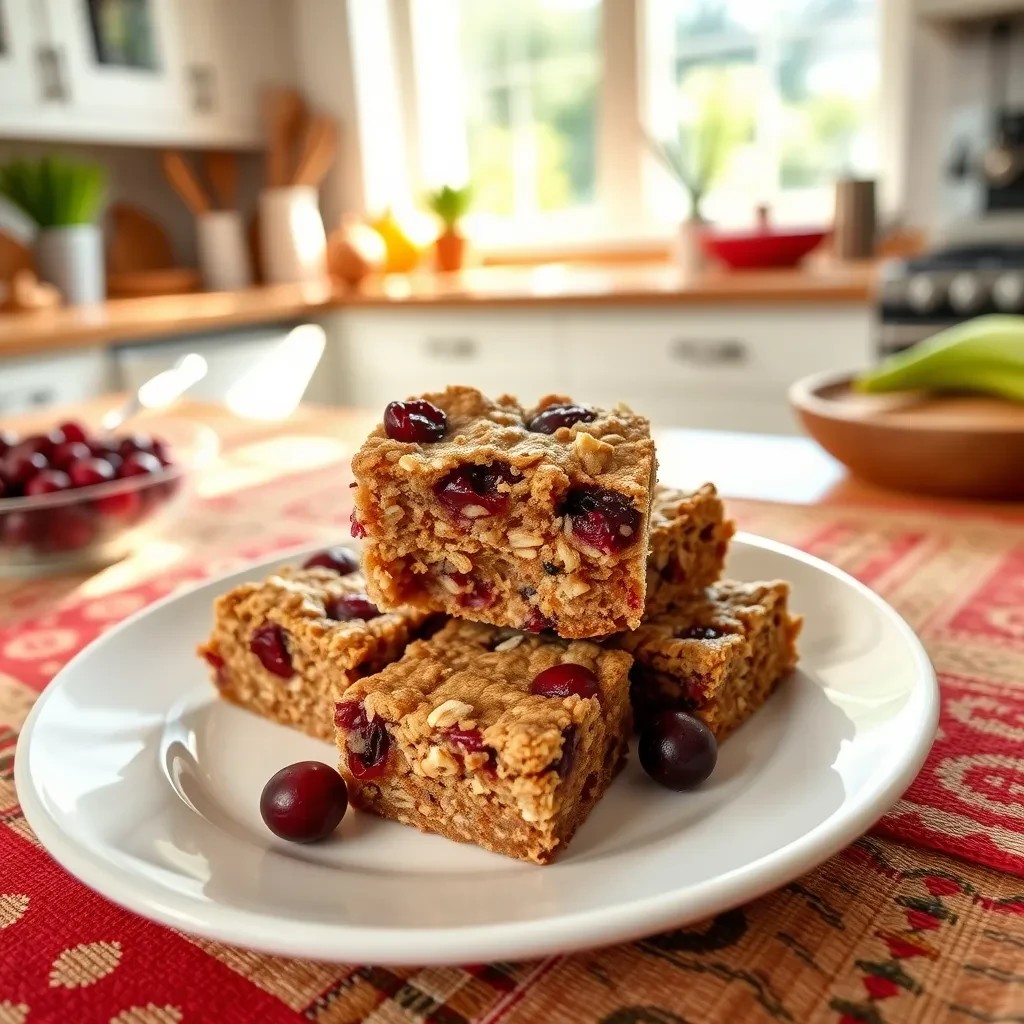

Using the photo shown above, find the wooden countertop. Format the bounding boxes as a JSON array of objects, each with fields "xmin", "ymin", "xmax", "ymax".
[{"xmin": 0, "ymin": 260, "xmax": 878, "ymax": 359}]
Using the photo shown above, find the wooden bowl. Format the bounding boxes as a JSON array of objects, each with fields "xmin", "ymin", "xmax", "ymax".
[{"xmin": 789, "ymin": 370, "xmax": 1024, "ymax": 500}]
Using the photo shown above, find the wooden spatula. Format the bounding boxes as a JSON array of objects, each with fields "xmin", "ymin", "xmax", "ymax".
[
  {"xmin": 204, "ymin": 151, "xmax": 239, "ymax": 210},
  {"xmin": 262, "ymin": 87, "xmax": 305, "ymax": 188},
  {"xmin": 161, "ymin": 151, "xmax": 211, "ymax": 215},
  {"xmin": 293, "ymin": 115, "xmax": 339, "ymax": 188}
]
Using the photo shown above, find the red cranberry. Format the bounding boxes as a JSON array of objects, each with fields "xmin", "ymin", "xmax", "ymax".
[
  {"xmin": 249, "ymin": 623, "xmax": 293, "ymax": 678},
  {"xmin": 349, "ymin": 509, "xmax": 368, "ymax": 539},
  {"xmin": 444, "ymin": 726, "xmax": 498, "ymax": 773},
  {"xmin": 43, "ymin": 507, "xmax": 95, "ymax": 551},
  {"xmin": 449, "ymin": 573, "xmax": 494, "ymax": 610},
  {"xmin": 561, "ymin": 486, "xmax": 641, "ymax": 555},
  {"xmin": 0, "ymin": 429, "xmax": 17, "ymax": 456},
  {"xmin": 21, "ymin": 431, "xmax": 63, "ymax": 457},
  {"xmin": 57, "ymin": 421, "xmax": 88, "ymax": 445},
  {"xmin": 522, "ymin": 608, "xmax": 555, "ymax": 633},
  {"xmin": 527, "ymin": 403, "xmax": 597, "ymax": 434},
  {"xmin": 303, "ymin": 547, "xmax": 360, "ymax": 575},
  {"xmin": 118, "ymin": 433, "xmax": 157, "ymax": 457},
  {"xmin": 434, "ymin": 463, "xmax": 515, "ymax": 520},
  {"xmin": 118, "ymin": 452, "xmax": 163, "ymax": 478},
  {"xmin": 530, "ymin": 663, "xmax": 600, "ymax": 700},
  {"xmin": 25, "ymin": 469, "xmax": 71, "ymax": 496},
  {"xmin": 94, "ymin": 488, "xmax": 143, "ymax": 520},
  {"xmin": 638, "ymin": 710, "xmax": 717, "ymax": 791},
  {"xmin": 202, "ymin": 649, "xmax": 225, "ymax": 670},
  {"xmin": 677, "ymin": 625, "xmax": 725, "ymax": 641},
  {"xmin": 346, "ymin": 718, "xmax": 391, "ymax": 779},
  {"xmin": 383, "ymin": 399, "xmax": 447, "ymax": 443},
  {"xmin": 260, "ymin": 761, "xmax": 348, "ymax": 843},
  {"xmin": 334, "ymin": 700, "xmax": 367, "ymax": 730},
  {"xmin": 0, "ymin": 479, "xmax": 6, "ymax": 500},
  {"xmin": 325, "ymin": 593, "xmax": 380, "ymax": 621},
  {"xmin": 68, "ymin": 457, "xmax": 116, "ymax": 489},
  {"xmin": 50, "ymin": 440, "xmax": 91, "ymax": 470},
  {"xmin": 3, "ymin": 444, "xmax": 49, "ymax": 486}
]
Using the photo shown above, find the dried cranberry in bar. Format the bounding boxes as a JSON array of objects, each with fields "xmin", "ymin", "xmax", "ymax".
[
  {"xmin": 333, "ymin": 619, "xmax": 633, "ymax": 864},
  {"xmin": 198, "ymin": 565, "xmax": 429, "ymax": 741},
  {"xmin": 350, "ymin": 386, "xmax": 656, "ymax": 638}
]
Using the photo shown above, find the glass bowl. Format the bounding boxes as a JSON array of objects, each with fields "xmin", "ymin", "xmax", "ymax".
[{"xmin": 0, "ymin": 418, "xmax": 218, "ymax": 576}]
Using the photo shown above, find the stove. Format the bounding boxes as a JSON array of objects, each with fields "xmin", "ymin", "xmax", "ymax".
[{"xmin": 878, "ymin": 242, "xmax": 1024, "ymax": 354}]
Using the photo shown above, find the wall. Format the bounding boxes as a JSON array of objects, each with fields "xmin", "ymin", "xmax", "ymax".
[{"xmin": 0, "ymin": 140, "xmax": 263, "ymax": 268}]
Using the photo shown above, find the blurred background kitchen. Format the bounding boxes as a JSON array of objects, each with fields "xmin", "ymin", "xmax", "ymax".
[{"xmin": 0, "ymin": 0, "xmax": 1022, "ymax": 434}]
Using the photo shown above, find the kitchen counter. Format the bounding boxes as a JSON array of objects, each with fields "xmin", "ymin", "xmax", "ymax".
[{"xmin": 0, "ymin": 260, "xmax": 878, "ymax": 359}]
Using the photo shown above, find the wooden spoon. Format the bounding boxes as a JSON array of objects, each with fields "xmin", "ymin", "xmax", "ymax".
[
  {"xmin": 204, "ymin": 151, "xmax": 239, "ymax": 210},
  {"xmin": 161, "ymin": 151, "xmax": 210, "ymax": 215}
]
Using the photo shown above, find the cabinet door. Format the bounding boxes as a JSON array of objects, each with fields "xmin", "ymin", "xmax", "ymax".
[
  {"xmin": 45, "ymin": 0, "xmax": 188, "ymax": 126},
  {"xmin": 337, "ymin": 311, "xmax": 566, "ymax": 412},
  {"xmin": 0, "ymin": 0, "xmax": 47, "ymax": 118},
  {"xmin": 0, "ymin": 348, "xmax": 113, "ymax": 416}
]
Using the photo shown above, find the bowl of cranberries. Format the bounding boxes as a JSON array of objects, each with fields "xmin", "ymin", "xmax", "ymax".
[{"xmin": 0, "ymin": 418, "xmax": 214, "ymax": 574}]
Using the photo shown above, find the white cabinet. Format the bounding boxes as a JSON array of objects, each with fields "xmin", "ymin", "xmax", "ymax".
[
  {"xmin": 0, "ymin": 0, "xmax": 47, "ymax": 114},
  {"xmin": 332, "ymin": 310, "xmax": 567, "ymax": 412},
  {"xmin": 0, "ymin": 0, "xmax": 291, "ymax": 147},
  {"xmin": 562, "ymin": 305, "xmax": 873, "ymax": 434},
  {"xmin": 327, "ymin": 302, "xmax": 872, "ymax": 436},
  {"xmin": 0, "ymin": 347, "xmax": 113, "ymax": 416}
]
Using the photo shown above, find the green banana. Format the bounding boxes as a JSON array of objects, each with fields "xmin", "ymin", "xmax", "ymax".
[{"xmin": 856, "ymin": 315, "xmax": 1024, "ymax": 402}]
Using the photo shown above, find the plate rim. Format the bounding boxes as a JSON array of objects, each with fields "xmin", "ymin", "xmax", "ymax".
[{"xmin": 15, "ymin": 532, "xmax": 939, "ymax": 964}]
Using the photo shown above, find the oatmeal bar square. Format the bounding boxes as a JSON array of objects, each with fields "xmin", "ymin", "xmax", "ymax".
[
  {"xmin": 646, "ymin": 484, "xmax": 735, "ymax": 617},
  {"xmin": 198, "ymin": 559, "xmax": 430, "ymax": 741},
  {"xmin": 616, "ymin": 580, "xmax": 801, "ymax": 741},
  {"xmin": 334, "ymin": 619, "xmax": 633, "ymax": 864},
  {"xmin": 350, "ymin": 386, "xmax": 657, "ymax": 639}
]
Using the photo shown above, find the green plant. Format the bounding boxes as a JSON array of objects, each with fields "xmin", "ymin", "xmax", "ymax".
[
  {"xmin": 426, "ymin": 184, "xmax": 472, "ymax": 231},
  {"xmin": 642, "ymin": 66, "xmax": 754, "ymax": 220},
  {"xmin": 0, "ymin": 156, "xmax": 106, "ymax": 228}
]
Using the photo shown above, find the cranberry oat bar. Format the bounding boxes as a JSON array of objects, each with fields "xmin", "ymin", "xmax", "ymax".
[
  {"xmin": 646, "ymin": 484, "xmax": 735, "ymax": 617},
  {"xmin": 334, "ymin": 619, "xmax": 633, "ymax": 864},
  {"xmin": 198, "ymin": 558, "xmax": 429, "ymax": 741},
  {"xmin": 616, "ymin": 580, "xmax": 801, "ymax": 741},
  {"xmin": 350, "ymin": 386, "xmax": 657, "ymax": 639}
]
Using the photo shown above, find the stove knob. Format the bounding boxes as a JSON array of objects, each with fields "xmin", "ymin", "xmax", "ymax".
[
  {"xmin": 993, "ymin": 271, "xmax": 1024, "ymax": 311},
  {"xmin": 907, "ymin": 274, "xmax": 944, "ymax": 314},
  {"xmin": 948, "ymin": 272, "xmax": 986, "ymax": 314}
]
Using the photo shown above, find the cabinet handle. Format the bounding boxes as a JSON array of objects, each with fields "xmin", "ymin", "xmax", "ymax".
[
  {"xmin": 425, "ymin": 337, "xmax": 477, "ymax": 359},
  {"xmin": 669, "ymin": 338, "xmax": 747, "ymax": 366},
  {"xmin": 188, "ymin": 64, "xmax": 215, "ymax": 113},
  {"xmin": 36, "ymin": 45, "xmax": 66, "ymax": 102}
]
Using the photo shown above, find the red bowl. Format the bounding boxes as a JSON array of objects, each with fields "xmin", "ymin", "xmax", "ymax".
[{"xmin": 699, "ymin": 228, "xmax": 827, "ymax": 270}]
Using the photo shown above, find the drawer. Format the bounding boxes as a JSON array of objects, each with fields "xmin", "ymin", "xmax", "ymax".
[
  {"xmin": 563, "ymin": 305, "xmax": 873, "ymax": 396},
  {"xmin": 336, "ymin": 310, "xmax": 566, "ymax": 410},
  {"xmin": 0, "ymin": 347, "xmax": 114, "ymax": 417}
]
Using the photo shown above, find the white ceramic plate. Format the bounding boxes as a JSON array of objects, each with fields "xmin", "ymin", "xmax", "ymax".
[{"xmin": 16, "ymin": 534, "xmax": 938, "ymax": 965}]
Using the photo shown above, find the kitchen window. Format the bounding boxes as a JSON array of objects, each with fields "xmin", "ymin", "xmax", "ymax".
[{"xmin": 382, "ymin": 0, "xmax": 880, "ymax": 248}]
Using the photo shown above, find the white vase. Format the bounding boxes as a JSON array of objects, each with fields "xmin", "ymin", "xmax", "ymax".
[
  {"xmin": 35, "ymin": 224, "xmax": 105, "ymax": 305},
  {"xmin": 672, "ymin": 217, "xmax": 706, "ymax": 279},
  {"xmin": 196, "ymin": 210, "xmax": 252, "ymax": 292},
  {"xmin": 258, "ymin": 186, "xmax": 327, "ymax": 285}
]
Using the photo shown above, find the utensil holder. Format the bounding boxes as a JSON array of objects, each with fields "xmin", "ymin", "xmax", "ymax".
[
  {"xmin": 35, "ymin": 224, "xmax": 105, "ymax": 306},
  {"xmin": 258, "ymin": 186, "xmax": 327, "ymax": 285},
  {"xmin": 196, "ymin": 210, "xmax": 252, "ymax": 292}
]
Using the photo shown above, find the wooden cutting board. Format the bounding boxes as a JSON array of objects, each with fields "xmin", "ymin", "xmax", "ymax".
[
  {"xmin": 106, "ymin": 203, "xmax": 175, "ymax": 274},
  {"xmin": 0, "ymin": 230, "xmax": 34, "ymax": 283}
]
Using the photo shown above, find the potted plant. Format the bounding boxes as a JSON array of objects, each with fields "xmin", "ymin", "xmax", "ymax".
[
  {"xmin": 0, "ymin": 157, "xmax": 106, "ymax": 305},
  {"xmin": 643, "ymin": 69, "xmax": 752, "ymax": 276},
  {"xmin": 426, "ymin": 184, "xmax": 472, "ymax": 273}
]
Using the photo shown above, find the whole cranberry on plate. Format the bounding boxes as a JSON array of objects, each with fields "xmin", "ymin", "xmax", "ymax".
[{"xmin": 260, "ymin": 761, "xmax": 349, "ymax": 843}]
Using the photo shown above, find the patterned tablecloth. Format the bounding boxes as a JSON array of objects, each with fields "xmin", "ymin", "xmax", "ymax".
[{"xmin": 2, "ymin": 429, "xmax": 1024, "ymax": 1024}]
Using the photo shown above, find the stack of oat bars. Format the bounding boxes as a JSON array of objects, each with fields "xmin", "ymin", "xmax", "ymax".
[{"xmin": 199, "ymin": 386, "xmax": 801, "ymax": 864}]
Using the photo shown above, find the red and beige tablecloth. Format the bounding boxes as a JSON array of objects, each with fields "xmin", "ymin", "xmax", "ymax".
[{"xmin": 2, "ymin": 435, "xmax": 1024, "ymax": 1024}]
